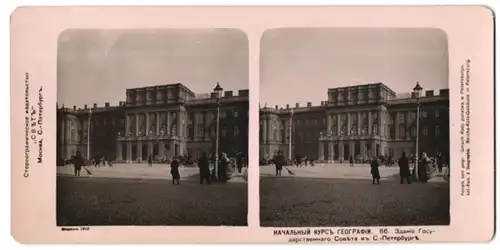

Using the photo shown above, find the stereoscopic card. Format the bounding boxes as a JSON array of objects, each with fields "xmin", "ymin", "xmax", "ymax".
[{"xmin": 10, "ymin": 6, "xmax": 494, "ymax": 244}]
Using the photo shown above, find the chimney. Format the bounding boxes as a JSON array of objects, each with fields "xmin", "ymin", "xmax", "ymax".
[
  {"xmin": 93, "ymin": 103, "xmax": 97, "ymax": 108},
  {"xmin": 286, "ymin": 104, "xmax": 290, "ymax": 109},
  {"xmin": 224, "ymin": 91, "xmax": 233, "ymax": 97},
  {"xmin": 439, "ymin": 89, "xmax": 449, "ymax": 96},
  {"xmin": 238, "ymin": 89, "xmax": 249, "ymax": 97},
  {"xmin": 295, "ymin": 103, "xmax": 300, "ymax": 108},
  {"xmin": 425, "ymin": 90, "xmax": 434, "ymax": 97},
  {"xmin": 105, "ymin": 102, "xmax": 110, "ymax": 107},
  {"xmin": 73, "ymin": 105, "xmax": 76, "ymax": 110},
  {"xmin": 321, "ymin": 101, "xmax": 325, "ymax": 106},
  {"xmin": 275, "ymin": 105, "xmax": 278, "ymax": 110},
  {"xmin": 84, "ymin": 104, "xmax": 87, "ymax": 109},
  {"xmin": 307, "ymin": 102, "xmax": 312, "ymax": 107}
]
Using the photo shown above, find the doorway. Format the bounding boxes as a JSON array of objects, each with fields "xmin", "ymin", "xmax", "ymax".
[
  {"xmin": 142, "ymin": 144, "xmax": 148, "ymax": 161},
  {"xmin": 343, "ymin": 144, "xmax": 349, "ymax": 161}
]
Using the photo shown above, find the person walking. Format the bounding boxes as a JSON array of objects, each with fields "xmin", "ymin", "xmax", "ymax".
[
  {"xmin": 398, "ymin": 152, "xmax": 412, "ymax": 184},
  {"xmin": 274, "ymin": 151, "xmax": 285, "ymax": 176},
  {"xmin": 198, "ymin": 152, "xmax": 211, "ymax": 185},
  {"xmin": 73, "ymin": 150, "xmax": 85, "ymax": 177},
  {"xmin": 218, "ymin": 153, "xmax": 229, "ymax": 183},
  {"xmin": 236, "ymin": 152, "xmax": 243, "ymax": 173},
  {"xmin": 370, "ymin": 156, "xmax": 380, "ymax": 185},
  {"xmin": 349, "ymin": 155, "xmax": 354, "ymax": 167},
  {"xmin": 170, "ymin": 157, "xmax": 180, "ymax": 185},
  {"xmin": 148, "ymin": 155, "xmax": 153, "ymax": 167}
]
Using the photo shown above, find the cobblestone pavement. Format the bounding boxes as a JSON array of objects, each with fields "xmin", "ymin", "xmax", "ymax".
[
  {"xmin": 260, "ymin": 176, "xmax": 450, "ymax": 227},
  {"xmin": 57, "ymin": 176, "xmax": 248, "ymax": 226}
]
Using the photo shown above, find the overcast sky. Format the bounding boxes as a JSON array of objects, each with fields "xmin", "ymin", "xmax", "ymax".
[
  {"xmin": 260, "ymin": 28, "xmax": 449, "ymax": 108},
  {"xmin": 57, "ymin": 29, "xmax": 248, "ymax": 108}
]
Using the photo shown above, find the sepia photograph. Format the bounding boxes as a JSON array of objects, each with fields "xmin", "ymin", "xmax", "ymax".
[
  {"xmin": 56, "ymin": 29, "xmax": 249, "ymax": 226},
  {"xmin": 259, "ymin": 28, "xmax": 451, "ymax": 227}
]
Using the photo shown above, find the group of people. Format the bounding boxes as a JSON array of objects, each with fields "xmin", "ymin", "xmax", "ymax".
[
  {"xmin": 68, "ymin": 150, "xmax": 245, "ymax": 185},
  {"xmin": 369, "ymin": 151, "xmax": 448, "ymax": 185}
]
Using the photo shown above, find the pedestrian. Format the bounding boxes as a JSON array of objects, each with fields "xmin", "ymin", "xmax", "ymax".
[
  {"xmin": 236, "ymin": 152, "xmax": 243, "ymax": 173},
  {"xmin": 170, "ymin": 157, "xmax": 180, "ymax": 185},
  {"xmin": 274, "ymin": 151, "xmax": 285, "ymax": 176},
  {"xmin": 73, "ymin": 150, "xmax": 84, "ymax": 177},
  {"xmin": 198, "ymin": 152, "xmax": 211, "ymax": 185},
  {"xmin": 218, "ymin": 153, "xmax": 229, "ymax": 182},
  {"xmin": 370, "ymin": 157, "xmax": 380, "ymax": 184},
  {"xmin": 419, "ymin": 152, "xmax": 431, "ymax": 182},
  {"xmin": 349, "ymin": 155, "xmax": 354, "ymax": 167},
  {"xmin": 148, "ymin": 155, "xmax": 153, "ymax": 167},
  {"xmin": 436, "ymin": 152, "xmax": 443, "ymax": 173},
  {"xmin": 398, "ymin": 152, "xmax": 411, "ymax": 184}
]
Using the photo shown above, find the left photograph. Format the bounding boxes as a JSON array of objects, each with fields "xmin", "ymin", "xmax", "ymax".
[{"xmin": 56, "ymin": 29, "xmax": 249, "ymax": 226}]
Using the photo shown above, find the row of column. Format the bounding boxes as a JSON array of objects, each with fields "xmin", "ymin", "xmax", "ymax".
[
  {"xmin": 261, "ymin": 115, "xmax": 292, "ymax": 144},
  {"xmin": 116, "ymin": 140, "xmax": 178, "ymax": 161},
  {"xmin": 318, "ymin": 140, "xmax": 379, "ymax": 161},
  {"xmin": 125, "ymin": 111, "xmax": 182, "ymax": 137},
  {"xmin": 326, "ymin": 110, "xmax": 383, "ymax": 137},
  {"xmin": 192, "ymin": 112, "xmax": 212, "ymax": 140},
  {"xmin": 393, "ymin": 111, "xmax": 416, "ymax": 140}
]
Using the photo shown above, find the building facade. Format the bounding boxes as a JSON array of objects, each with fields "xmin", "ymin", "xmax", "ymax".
[
  {"xmin": 57, "ymin": 83, "xmax": 249, "ymax": 164},
  {"xmin": 260, "ymin": 83, "xmax": 449, "ymax": 162}
]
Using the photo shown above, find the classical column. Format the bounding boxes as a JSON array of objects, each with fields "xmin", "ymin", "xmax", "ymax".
[
  {"xmin": 137, "ymin": 142, "xmax": 142, "ymax": 161},
  {"xmin": 193, "ymin": 112, "xmax": 198, "ymax": 140},
  {"xmin": 166, "ymin": 112, "xmax": 171, "ymax": 136},
  {"xmin": 205, "ymin": 112, "xmax": 210, "ymax": 140},
  {"xmin": 339, "ymin": 141, "xmax": 344, "ymax": 162},
  {"xmin": 267, "ymin": 118, "xmax": 272, "ymax": 143},
  {"xmin": 135, "ymin": 113, "xmax": 139, "ymax": 136},
  {"xmin": 368, "ymin": 111, "xmax": 373, "ymax": 136},
  {"xmin": 156, "ymin": 112, "xmax": 160, "ymax": 136},
  {"xmin": 337, "ymin": 113, "xmax": 341, "ymax": 136},
  {"xmin": 146, "ymin": 112, "xmax": 150, "ymax": 135},
  {"xmin": 127, "ymin": 141, "xmax": 132, "ymax": 162},
  {"xmin": 350, "ymin": 141, "xmax": 355, "ymax": 158},
  {"xmin": 284, "ymin": 119, "xmax": 289, "ymax": 143},
  {"xmin": 159, "ymin": 140, "xmax": 165, "ymax": 159},
  {"xmin": 125, "ymin": 115, "xmax": 130, "ymax": 136},
  {"xmin": 262, "ymin": 118, "xmax": 267, "ymax": 144},
  {"xmin": 116, "ymin": 142, "xmax": 122, "ymax": 161},
  {"xmin": 148, "ymin": 141, "xmax": 153, "ymax": 158},
  {"xmin": 328, "ymin": 142, "xmax": 333, "ymax": 162},
  {"xmin": 372, "ymin": 141, "xmax": 377, "ymax": 157},
  {"xmin": 395, "ymin": 112, "xmax": 400, "ymax": 140},
  {"xmin": 406, "ymin": 111, "xmax": 411, "ymax": 140},
  {"xmin": 318, "ymin": 141, "xmax": 324, "ymax": 160},
  {"xmin": 177, "ymin": 111, "xmax": 182, "ymax": 138},
  {"xmin": 357, "ymin": 112, "xmax": 361, "ymax": 136},
  {"xmin": 360, "ymin": 140, "xmax": 366, "ymax": 159},
  {"xmin": 326, "ymin": 114, "xmax": 332, "ymax": 134},
  {"xmin": 346, "ymin": 113, "xmax": 351, "ymax": 135}
]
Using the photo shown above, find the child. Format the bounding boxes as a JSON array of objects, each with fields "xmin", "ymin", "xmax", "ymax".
[{"xmin": 170, "ymin": 157, "xmax": 180, "ymax": 185}]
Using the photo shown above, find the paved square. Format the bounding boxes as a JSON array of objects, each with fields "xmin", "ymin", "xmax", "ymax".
[
  {"xmin": 260, "ymin": 164, "xmax": 450, "ymax": 227},
  {"xmin": 57, "ymin": 164, "xmax": 248, "ymax": 226}
]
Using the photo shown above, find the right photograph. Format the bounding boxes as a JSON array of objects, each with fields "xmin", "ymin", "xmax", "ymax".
[{"xmin": 259, "ymin": 28, "xmax": 451, "ymax": 227}]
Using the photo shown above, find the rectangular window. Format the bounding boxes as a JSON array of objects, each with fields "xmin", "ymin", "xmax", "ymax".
[
  {"xmin": 233, "ymin": 110, "xmax": 238, "ymax": 118},
  {"xmin": 398, "ymin": 113, "xmax": 405, "ymax": 123},
  {"xmin": 411, "ymin": 127, "xmax": 416, "ymax": 137},
  {"xmin": 435, "ymin": 110, "xmax": 440, "ymax": 117},
  {"xmin": 435, "ymin": 126, "xmax": 440, "ymax": 136},
  {"xmin": 399, "ymin": 125, "xmax": 405, "ymax": 138},
  {"xmin": 421, "ymin": 111, "xmax": 427, "ymax": 118},
  {"xmin": 234, "ymin": 126, "xmax": 239, "ymax": 137},
  {"xmin": 423, "ymin": 126, "xmax": 428, "ymax": 136}
]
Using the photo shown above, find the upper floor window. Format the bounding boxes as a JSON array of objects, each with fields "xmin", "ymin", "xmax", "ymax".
[{"xmin": 233, "ymin": 110, "xmax": 238, "ymax": 118}]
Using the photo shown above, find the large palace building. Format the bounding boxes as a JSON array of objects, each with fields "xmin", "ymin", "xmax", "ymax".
[
  {"xmin": 260, "ymin": 83, "xmax": 449, "ymax": 162},
  {"xmin": 57, "ymin": 83, "xmax": 249, "ymax": 164}
]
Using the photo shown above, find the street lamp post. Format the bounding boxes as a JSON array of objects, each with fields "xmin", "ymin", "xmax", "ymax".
[
  {"xmin": 87, "ymin": 108, "xmax": 92, "ymax": 161},
  {"xmin": 288, "ymin": 108, "xmax": 294, "ymax": 162},
  {"xmin": 213, "ymin": 82, "xmax": 223, "ymax": 180},
  {"xmin": 413, "ymin": 82, "xmax": 423, "ymax": 180}
]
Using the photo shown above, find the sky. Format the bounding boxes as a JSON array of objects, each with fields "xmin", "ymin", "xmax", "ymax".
[
  {"xmin": 260, "ymin": 28, "xmax": 449, "ymax": 108},
  {"xmin": 57, "ymin": 29, "xmax": 249, "ymax": 108}
]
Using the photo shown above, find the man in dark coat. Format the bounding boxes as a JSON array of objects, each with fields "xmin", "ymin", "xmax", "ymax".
[
  {"xmin": 198, "ymin": 152, "xmax": 211, "ymax": 185},
  {"xmin": 398, "ymin": 152, "xmax": 411, "ymax": 184},
  {"xmin": 170, "ymin": 157, "xmax": 180, "ymax": 185},
  {"xmin": 73, "ymin": 150, "xmax": 85, "ymax": 177},
  {"xmin": 236, "ymin": 152, "xmax": 244, "ymax": 173},
  {"xmin": 274, "ymin": 151, "xmax": 285, "ymax": 176},
  {"xmin": 370, "ymin": 157, "xmax": 380, "ymax": 184}
]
